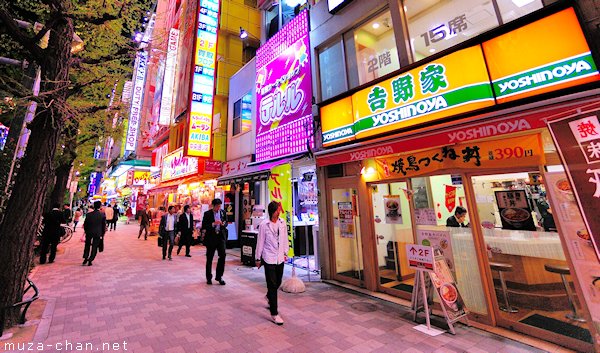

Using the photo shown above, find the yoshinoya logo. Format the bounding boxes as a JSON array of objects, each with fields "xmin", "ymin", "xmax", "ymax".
[
  {"xmin": 370, "ymin": 96, "xmax": 448, "ymax": 128},
  {"xmin": 448, "ymin": 119, "xmax": 532, "ymax": 143},
  {"xmin": 323, "ymin": 126, "xmax": 354, "ymax": 142},
  {"xmin": 350, "ymin": 146, "xmax": 394, "ymax": 161},
  {"xmin": 495, "ymin": 53, "xmax": 597, "ymax": 96}
]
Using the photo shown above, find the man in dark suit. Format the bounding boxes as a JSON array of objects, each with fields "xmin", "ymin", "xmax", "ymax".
[
  {"xmin": 83, "ymin": 201, "xmax": 106, "ymax": 266},
  {"xmin": 177, "ymin": 205, "xmax": 194, "ymax": 257},
  {"xmin": 159, "ymin": 205, "xmax": 178, "ymax": 260},
  {"xmin": 202, "ymin": 199, "xmax": 227, "ymax": 285},
  {"xmin": 446, "ymin": 206, "xmax": 468, "ymax": 227},
  {"xmin": 40, "ymin": 203, "xmax": 66, "ymax": 264}
]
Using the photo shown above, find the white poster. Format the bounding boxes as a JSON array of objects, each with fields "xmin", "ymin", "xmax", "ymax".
[
  {"xmin": 415, "ymin": 208, "xmax": 437, "ymax": 225},
  {"xmin": 159, "ymin": 29, "xmax": 179, "ymax": 126},
  {"xmin": 417, "ymin": 229, "xmax": 455, "ymax": 272},
  {"xmin": 383, "ymin": 195, "xmax": 402, "ymax": 224}
]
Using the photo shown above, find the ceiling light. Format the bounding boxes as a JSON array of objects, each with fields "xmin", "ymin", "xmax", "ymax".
[
  {"xmin": 372, "ymin": 22, "xmax": 380, "ymax": 29},
  {"xmin": 429, "ymin": 48, "xmax": 436, "ymax": 53}
]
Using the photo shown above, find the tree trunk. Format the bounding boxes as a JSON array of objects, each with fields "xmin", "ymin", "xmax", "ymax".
[
  {"xmin": 0, "ymin": 14, "xmax": 73, "ymax": 329},
  {"xmin": 49, "ymin": 161, "xmax": 73, "ymax": 208}
]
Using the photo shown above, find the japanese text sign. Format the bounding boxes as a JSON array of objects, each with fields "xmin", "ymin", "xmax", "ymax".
[
  {"xmin": 185, "ymin": 0, "xmax": 220, "ymax": 158},
  {"xmin": 268, "ymin": 163, "xmax": 294, "ymax": 257},
  {"xmin": 322, "ymin": 45, "xmax": 494, "ymax": 146},
  {"xmin": 548, "ymin": 111, "xmax": 600, "ymax": 260},
  {"xmin": 483, "ymin": 8, "xmax": 599, "ymax": 104},
  {"xmin": 376, "ymin": 134, "xmax": 544, "ymax": 180},
  {"xmin": 125, "ymin": 51, "xmax": 148, "ymax": 153},
  {"xmin": 161, "ymin": 147, "xmax": 199, "ymax": 182},
  {"xmin": 255, "ymin": 10, "xmax": 314, "ymax": 162},
  {"xmin": 406, "ymin": 244, "xmax": 435, "ymax": 271}
]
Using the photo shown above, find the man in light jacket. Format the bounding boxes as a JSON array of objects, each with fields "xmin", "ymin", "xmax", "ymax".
[{"xmin": 255, "ymin": 201, "xmax": 289, "ymax": 325}]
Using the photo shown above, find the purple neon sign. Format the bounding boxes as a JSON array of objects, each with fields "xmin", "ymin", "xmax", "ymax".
[{"xmin": 255, "ymin": 10, "xmax": 314, "ymax": 163}]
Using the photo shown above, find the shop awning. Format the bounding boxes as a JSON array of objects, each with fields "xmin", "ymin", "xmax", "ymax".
[
  {"xmin": 147, "ymin": 176, "xmax": 199, "ymax": 194},
  {"xmin": 217, "ymin": 155, "xmax": 302, "ymax": 186}
]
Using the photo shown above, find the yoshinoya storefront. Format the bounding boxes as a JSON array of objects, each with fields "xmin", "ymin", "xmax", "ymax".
[{"xmin": 316, "ymin": 6, "xmax": 600, "ymax": 352}]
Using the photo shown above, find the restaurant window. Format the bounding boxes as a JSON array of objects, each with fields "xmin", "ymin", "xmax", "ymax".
[
  {"xmin": 404, "ymin": 0, "xmax": 544, "ymax": 61},
  {"xmin": 232, "ymin": 91, "xmax": 252, "ymax": 136},
  {"xmin": 318, "ymin": 40, "xmax": 347, "ymax": 101},
  {"xmin": 345, "ymin": 9, "xmax": 400, "ymax": 88},
  {"xmin": 265, "ymin": 0, "xmax": 309, "ymax": 40}
]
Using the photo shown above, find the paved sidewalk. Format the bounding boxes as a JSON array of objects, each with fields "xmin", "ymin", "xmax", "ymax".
[{"xmin": 25, "ymin": 223, "xmax": 550, "ymax": 353}]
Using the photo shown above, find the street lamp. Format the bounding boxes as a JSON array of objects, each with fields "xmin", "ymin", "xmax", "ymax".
[{"xmin": 239, "ymin": 27, "xmax": 259, "ymax": 41}]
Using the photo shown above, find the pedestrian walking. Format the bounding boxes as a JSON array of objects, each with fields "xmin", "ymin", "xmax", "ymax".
[
  {"xmin": 159, "ymin": 205, "xmax": 178, "ymax": 260},
  {"xmin": 62, "ymin": 203, "xmax": 72, "ymax": 225},
  {"xmin": 138, "ymin": 206, "xmax": 151, "ymax": 240},
  {"xmin": 110, "ymin": 204, "xmax": 120, "ymax": 231},
  {"xmin": 39, "ymin": 203, "xmax": 66, "ymax": 264},
  {"xmin": 125, "ymin": 206, "xmax": 133, "ymax": 225},
  {"xmin": 255, "ymin": 201, "xmax": 289, "ymax": 325},
  {"xmin": 104, "ymin": 204, "xmax": 114, "ymax": 231},
  {"xmin": 73, "ymin": 208, "xmax": 82, "ymax": 231},
  {"xmin": 82, "ymin": 201, "xmax": 106, "ymax": 266},
  {"xmin": 177, "ymin": 205, "xmax": 194, "ymax": 257},
  {"xmin": 202, "ymin": 199, "xmax": 228, "ymax": 285}
]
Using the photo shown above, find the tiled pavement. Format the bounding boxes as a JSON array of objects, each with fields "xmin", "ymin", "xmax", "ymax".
[{"xmin": 25, "ymin": 223, "xmax": 551, "ymax": 353}]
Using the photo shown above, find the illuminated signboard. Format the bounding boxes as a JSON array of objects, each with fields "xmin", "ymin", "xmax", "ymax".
[
  {"xmin": 125, "ymin": 51, "xmax": 148, "ymax": 153},
  {"xmin": 162, "ymin": 147, "xmax": 199, "ymax": 181},
  {"xmin": 321, "ymin": 7, "xmax": 600, "ymax": 148},
  {"xmin": 185, "ymin": 0, "xmax": 220, "ymax": 158},
  {"xmin": 152, "ymin": 141, "xmax": 169, "ymax": 168},
  {"xmin": 255, "ymin": 9, "xmax": 313, "ymax": 162},
  {"xmin": 159, "ymin": 28, "xmax": 179, "ymax": 126},
  {"xmin": 483, "ymin": 8, "xmax": 599, "ymax": 104},
  {"xmin": 321, "ymin": 46, "xmax": 494, "ymax": 146},
  {"xmin": 133, "ymin": 171, "xmax": 151, "ymax": 186}
]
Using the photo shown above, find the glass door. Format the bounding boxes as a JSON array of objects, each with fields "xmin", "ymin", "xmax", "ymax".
[
  {"xmin": 371, "ymin": 181, "xmax": 415, "ymax": 298},
  {"xmin": 330, "ymin": 187, "xmax": 364, "ymax": 286}
]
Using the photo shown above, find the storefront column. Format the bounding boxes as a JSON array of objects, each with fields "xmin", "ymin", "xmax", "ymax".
[{"xmin": 317, "ymin": 166, "xmax": 331, "ymax": 279}]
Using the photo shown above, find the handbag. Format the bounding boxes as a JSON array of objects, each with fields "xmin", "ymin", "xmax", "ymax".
[
  {"xmin": 157, "ymin": 236, "xmax": 163, "ymax": 247},
  {"xmin": 98, "ymin": 237, "xmax": 104, "ymax": 252},
  {"xmin": 174, "ymin": 234, "xmax": 180, "ymax": 246}
]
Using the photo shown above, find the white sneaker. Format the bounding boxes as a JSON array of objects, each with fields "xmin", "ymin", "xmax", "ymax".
[{"xmin": 271, "ymin": 314, "xmax": 284, "ymax": 325}]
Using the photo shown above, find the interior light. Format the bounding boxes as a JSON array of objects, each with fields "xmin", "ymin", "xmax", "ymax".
[
  {"xmin": 372, "ymin": 22, "xmax": 380, "ymax": 29},
  {"xmin": 512, "ymin": 0, "xmax": 535, "ymax": 7},
  {"xmin": 360, "ymin": 166, "xmax": 376, "ymax": 176},
  {"xmin": 404, "ymin": 5, "xmax": 407, "ymax": 12},
  {"xmin": 429, "ymin": 48, "xmax": 436, "ymax": 53}
]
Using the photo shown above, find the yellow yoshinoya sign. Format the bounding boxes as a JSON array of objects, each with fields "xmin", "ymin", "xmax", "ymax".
[{"xmin": 321, "ymin": 46, "xmax": 494, "ymax": 146}]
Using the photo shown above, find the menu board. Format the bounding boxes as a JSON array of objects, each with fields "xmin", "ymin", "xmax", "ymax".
[
  {"xmin": 415, "ymin": 208, "xmax": 437, "ymax": 226},
  {"xmin": 338, "ymin": 202, "xmax": 354, "ymax": 238},
  {"xmin": 429, "ymin": 252, "xmax": 468, "ymax": 322},
  {"xmin": 495, "ymin": 190, "xmax": 536, "ymax": 231},
  {"xmin": 545, "ymin": 172, "xmax": 600, "ymax": 332},
  {"xmin": 417, "ymin": 230, "xmax": 455, "ymax": 273}
]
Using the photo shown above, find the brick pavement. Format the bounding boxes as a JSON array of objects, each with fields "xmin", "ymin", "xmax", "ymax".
[{"xmin": 25, "ymin": 223, "xmax": 552, "ymax": 353}]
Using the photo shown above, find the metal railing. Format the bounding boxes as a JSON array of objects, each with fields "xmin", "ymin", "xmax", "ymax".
[{"xmin": 0, "ymin": 278, "xmax": 40, "ymax": 337}]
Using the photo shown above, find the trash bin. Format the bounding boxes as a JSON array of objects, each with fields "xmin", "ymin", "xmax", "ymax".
[{"xmin": 240, "ymin": 230, "xmax": 258, "ymax": 266}]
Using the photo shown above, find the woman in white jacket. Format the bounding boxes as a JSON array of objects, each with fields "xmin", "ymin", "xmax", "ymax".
[{"xmin": 255, "ymin": 201, "xmax": 289, "ymax": 325}]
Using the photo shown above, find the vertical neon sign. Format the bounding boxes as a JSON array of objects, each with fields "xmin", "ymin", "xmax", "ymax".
[{"xmin": 185, "ymin": 0, "xmax": 220, "ymax": 158}]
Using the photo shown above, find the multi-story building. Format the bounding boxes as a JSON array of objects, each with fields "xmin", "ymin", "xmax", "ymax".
[{"xmin": 311, "ymin": 0, "xmax": 600, "ymax": 351}]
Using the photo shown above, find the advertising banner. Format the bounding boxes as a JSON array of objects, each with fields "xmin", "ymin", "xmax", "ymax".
[
  {"xmin": 125, "ymin": 51, "xmax": 148, "ymax": 153},
  {"xmin": 185, "ymin": 0, "xmax": 220, "ymax": 158},
  {"xmin": 161, "ymin": 147, "xmax": 199, "ymax": 182},
  {"xmin": 445, "ymin": 185, "xmax": 457, "ymax": 213},
  {"xmin": 545, "ymin": 172, "xmax": 600, "ymax": 335},
  {"xmin": 417, "ymin": 230, "xmax": 455, "ymax": 273},
  {"xmin": 159, "ymin": 28, "xmax": 179, "ymax": 126},
  {"xmin": 255, "ymin": 10, "xmax": 313, "ymax": 162},
  {"xmin": 495, "ymin": 189, "xmax": 536, "ymax": 231},
  {"xmin": 548, "ymin": 110, "xmax": 600, "ymax": 259},
  {"xmin": 383, "ymin": 195, "xmax": 402, "ymax": 224},
  {"xmin": 338, "ymin": 202, "xmax": 354, "ymax": 238},
  {"xmin": 483, "ymin": 8, "xmax": 599, "ymax": 104},
  {"xmin": 268, "ymin": 163, "xmax": 294, "ymax": 256},
  {"xmin": 376, "ymin": 134, "xmax": 544, "ymax": 180},
  {"xmin": 429, "ymin": 253, "xmax": 468, "ymax": 322}
]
